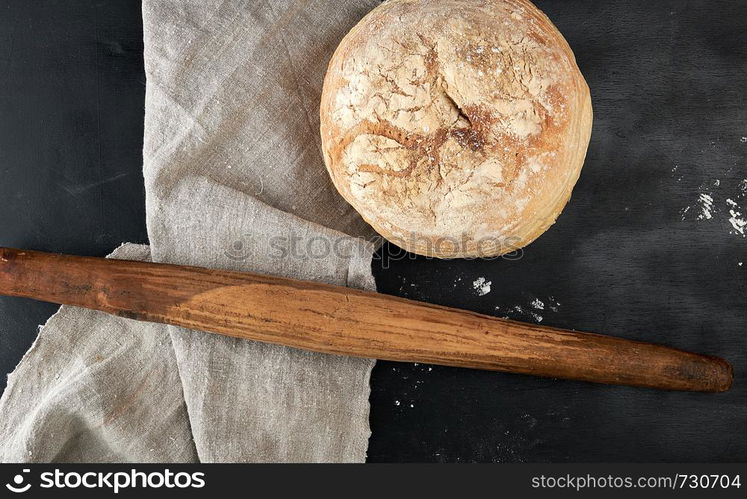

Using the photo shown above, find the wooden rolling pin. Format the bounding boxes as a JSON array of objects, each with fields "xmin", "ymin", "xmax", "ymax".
[{"xmin": 0, "ymin": 247, "xmax": 733, "ymax": 392}]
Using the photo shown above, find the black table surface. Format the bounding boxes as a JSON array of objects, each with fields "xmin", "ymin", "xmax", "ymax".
[{"xmin": 1, "ymin": 0, "xmax": 745, "ymax": 462}]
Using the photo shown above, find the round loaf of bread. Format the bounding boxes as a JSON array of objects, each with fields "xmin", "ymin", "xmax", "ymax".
[{"xmin": 320, "ymin": 0, "xmax": 592, "ymax": 258}]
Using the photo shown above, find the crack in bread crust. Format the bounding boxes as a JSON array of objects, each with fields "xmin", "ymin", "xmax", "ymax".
[{"xmin": 321, "ymin": 0, "xmax": 593, "ymax": 258}]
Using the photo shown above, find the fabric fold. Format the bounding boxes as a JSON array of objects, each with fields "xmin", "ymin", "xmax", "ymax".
[
  {"xmin": 142, "ymin": 0, "xmax": 380, "ymax": 462},
  {"xmin": 0, "ymin": 244, "xmax": 197, "ymax": 463},
  {"xmin": 0, "ymin": 0, "xmax": 380, "ymax": 463}
]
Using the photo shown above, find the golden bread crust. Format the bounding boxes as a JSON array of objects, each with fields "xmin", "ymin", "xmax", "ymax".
[{"xmin": 320, "ymin": 0, "xmax": 592, "ymax": 257}]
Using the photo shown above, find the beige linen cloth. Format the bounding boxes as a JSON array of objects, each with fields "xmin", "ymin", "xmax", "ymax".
[{"xmin": 0, "ymin": 0, "xmax": 381, "ymax": 462}]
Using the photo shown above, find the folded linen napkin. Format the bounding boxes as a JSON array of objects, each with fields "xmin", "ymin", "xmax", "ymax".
[{"xmin": 0, "ymin": 0, "xmax": 380, "ymax": 463}]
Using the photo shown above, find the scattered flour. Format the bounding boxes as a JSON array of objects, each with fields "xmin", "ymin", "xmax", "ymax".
[
  {"xmin": 472, "ymin": 277, "xmax": 492, "ymax": 296},
  {"xmin": 495, "ymin": 296, "xmax": 560, "ymax": 324},
  {"xmin": 512, "ymin": 304, "xmax": 542, "ymax": 322},
  {"xmin": 526, "ymin": 310, "xmax": 543, "ymax": 322},
  {"xmin": 697, "ymin": 193, "xmax": 714, "ymax": 220},
  {"xmin": 546, "ymin": 296, "xmax": 561, "ymax": 312},
  {"xmin": 680, "ymin": 206, "xmax": 691, "ymax": 220},
  {"xmin": 726, "ymin": 198, "xmax": 746, "ymax": 236},
  {"xmin": 681, "ymin": 181, "xmax": 747, "ymax": 238},
  {"xmin": 671, "ymin": 164, "xmax": 683, "ymax": 182}
]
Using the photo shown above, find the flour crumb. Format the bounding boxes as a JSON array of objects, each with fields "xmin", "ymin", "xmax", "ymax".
[
  {"xmin": 498, "ymin": 296, "xmax": 559, "ymax": 322},
  {"xmin": 741, "ymin": 136, "xmax": 747, "ymax": 143},
  {"xmin": 670, "ymin": 164, "xmax": 683, "ymax": 182},
  {"xmin": 515, "ymin": 304, "xmax": 541, "ymax": 322},
  {"xmin": 394, "ymin": 400, "xmax": 400, "ymax": 406},
  {"xmin": 472, "ymin": 277, "xmax": 492, "ymax": 296},
  {"xmin": 547, "ymin": 296, "xmax": 561, "ymax": 312},
  {"xmin": 726, "ymin": 198, "xmax": 746, "ymax": 236},
  {"xmin": 680, "ymin": 206, "xmax": 691, "ymax": 220},
  {"xmin": 697, "ymin": 193, "xmax": 714, "ymax": 220},
  {"xmin": 527, "ymin": 311, "xmax": 543, "ymax": 322}
]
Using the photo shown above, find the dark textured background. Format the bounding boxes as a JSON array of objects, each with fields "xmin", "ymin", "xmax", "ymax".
[{"xmin": 1, "ymin": 0, "xmax": 745, "ymax": 462}]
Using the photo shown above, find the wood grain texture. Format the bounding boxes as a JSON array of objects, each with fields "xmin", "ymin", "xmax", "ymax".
[{"xmin": 0, "ymin": 247, "xmax": 732, "ymax": 392}]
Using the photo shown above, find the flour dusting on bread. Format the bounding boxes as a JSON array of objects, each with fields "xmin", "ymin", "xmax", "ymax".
[{"xmin": 321, "ymin": 0, "xmax": 592, "ymax": 257}]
